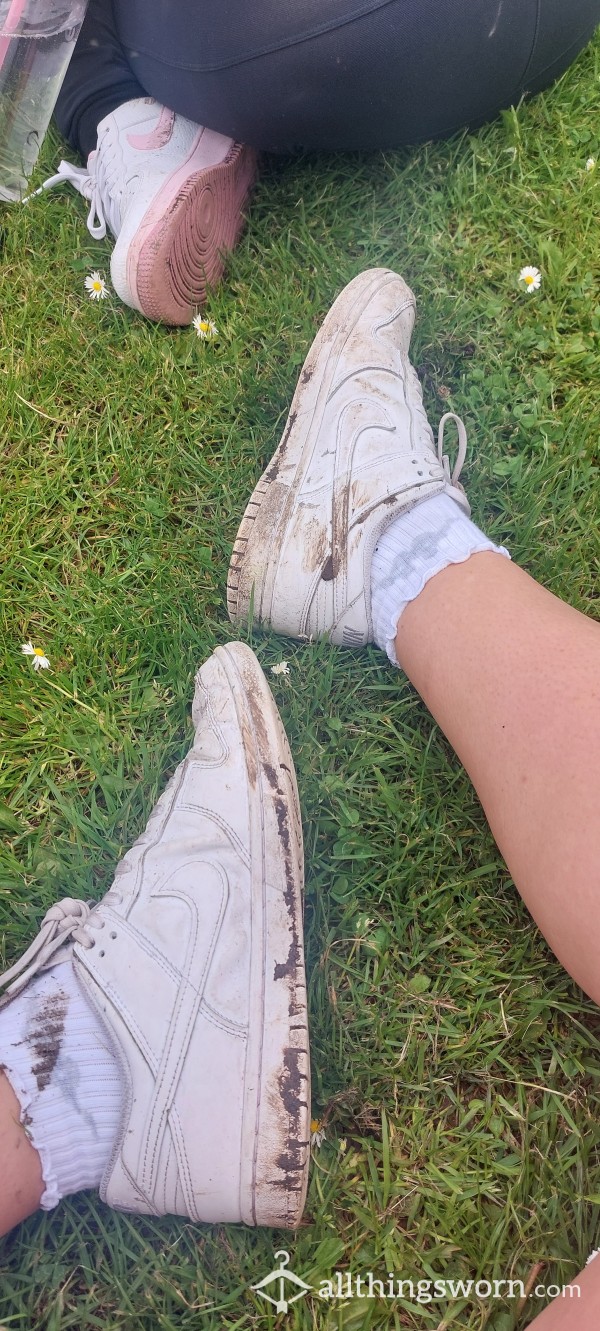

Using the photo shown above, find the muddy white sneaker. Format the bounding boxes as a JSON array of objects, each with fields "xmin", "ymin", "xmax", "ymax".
[
  {"xmin": 227, "ymin": 268, "xmax": 471, "ymax": 645},
  {"xmin": 26, "ymin": 98, "xmax": 256, "ymax": 325},
  {"xmin": 0, "ymin": 642, "xmax": 309, "ymax": 1227}
]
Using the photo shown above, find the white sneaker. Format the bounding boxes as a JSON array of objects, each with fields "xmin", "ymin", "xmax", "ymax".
[
  {"xmin": 227, "ymin": 269, "xmax": 471, "ymax": 645},
  {"xmin": 0, "ymin": 643, "xmax": 310, "ymax": 1227},
  {"xmin": 27, "ymin": 98, "xmax": 257, "ymax": 325}
]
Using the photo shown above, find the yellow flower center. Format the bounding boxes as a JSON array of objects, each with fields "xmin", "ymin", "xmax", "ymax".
[
  {"xmin": 33, "ymin": 647, "xmax": 45, "ymax": 657},
  {"xmin": 310, "ymin": 1118, "xmax": 321, "ymax": 1133},
  {"xmin": 92, "ymin": 281, "xmax": 102, "ymax": 291},
  {"xmin": 524, "ymin": 275, "xmax": 534, "ymax": 285}
]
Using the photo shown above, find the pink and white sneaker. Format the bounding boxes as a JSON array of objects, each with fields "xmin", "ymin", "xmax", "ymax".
[{"xmin": 28, "ymin": 98, "xmax": 257, "ymax": 325}]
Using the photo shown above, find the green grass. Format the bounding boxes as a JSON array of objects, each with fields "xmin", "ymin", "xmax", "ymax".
[{"xmin": 1, "ymin": 30, "xmax": 600, "ymax": 1331}]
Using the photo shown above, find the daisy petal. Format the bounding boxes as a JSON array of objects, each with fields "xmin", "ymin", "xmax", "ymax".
[
  {"xmin": 310, "ymin": 1118, "xmax": 326, "ymax": 1148},
  {"xmin": 193, "ymin": 314, "xmax": 219, "ymax": 340},
  {"xmin": 21, "ymin": 642, "xmax": 50, "ymax": 669},
  {"xmin": 518, "ymin": 265, "xmax": 542, "ymax": 292},
  {"xmin": 84, "ymin": 271, "xmax": 108, "ymax": 300}
]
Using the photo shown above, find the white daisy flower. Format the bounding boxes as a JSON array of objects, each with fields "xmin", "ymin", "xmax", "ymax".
[
  {"xmin": 310, "ymin": 1118, "xmax": 326, "ymax": 1149},
  {"xmin": 586, "ymin": 157, "xmax": 596, "ymax": 172},
  {"xmin": 270, "ymin": 661, "xmax": 290, "ymax": 676},
  {"xmin": 21, "ymin": 641, "xmax": 50, "ymax": 670},
  {"xmin": 518, "ymin": 266, "xmax": 542, "ymax": 292},
  {"xmin": 85, "ymin": 271, "xmax": 108, "ymax": 300},
  {"xmin": 193, "ymin": 315, "xmax": 218, "ymax": 340}
]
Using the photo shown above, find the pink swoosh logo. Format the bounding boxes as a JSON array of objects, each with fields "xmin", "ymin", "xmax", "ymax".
[{"xmin": 127, "ymin": 105, "xmax": 175, "ymax": 152}]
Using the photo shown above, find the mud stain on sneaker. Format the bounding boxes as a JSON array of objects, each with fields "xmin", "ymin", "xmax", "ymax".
[
  {"xmin": 240, "ymin": 712, "xmax": 258, "ymax": 790},
  {"xmin": 26, "ymin": 991, "xmax": 68, "ymax": 1092},
  {"xmin": 305, "ymin": 524, "xmax": 327, "ymax": 574},
  {"xmin": 243, "ymin": 678, "xmax": 310, "ymax": 1218},
  {"xmin": 265, "ymin": 411, "xmax": 297, "ymax": 482},
  {"xmin": 322, "ymin": 483, "xmax": 349, "ymax": 581},
  {"xmin": 272, "ymin": 792, "xmax": 303, "ymax": 1008},
  {"xmin": 276, "ymin": 1044, "xmax": 310, "ymax": 1187},
  {"xmin": 244, "ymin": 684, "xmax": 305, "ymax": 1020},
  {"xmin": 261, "ymin": 757, "xmax": 304, "ymax": 1016}
]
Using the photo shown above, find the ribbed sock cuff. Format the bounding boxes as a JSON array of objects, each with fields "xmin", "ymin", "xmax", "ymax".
[
  {"xmin": 0, "ymin": 961, "xmax": 122, "ymax": 1209},
  {"xmin": 371, "ymin": 493, "xmax": 510, "ymax": 666}
]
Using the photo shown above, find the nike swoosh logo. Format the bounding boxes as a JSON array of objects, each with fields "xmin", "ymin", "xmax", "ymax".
[
  {"xmin": 140, "ymin": 856, "xmax": 229, "ymax": 1197},
  {"xmin": 127, "ymin": 106, "xmax": 176, "ymax": 152}
]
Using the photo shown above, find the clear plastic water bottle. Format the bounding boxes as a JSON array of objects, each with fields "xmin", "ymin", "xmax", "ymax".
[{"xmin": 0, "ymin": 0, "xmax": 88, "ymax": 202}]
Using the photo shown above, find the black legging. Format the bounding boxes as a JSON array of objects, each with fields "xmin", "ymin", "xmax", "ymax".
[{"xmin": 56, "ymin": 0, "xmax": 600, "ymax": 160}]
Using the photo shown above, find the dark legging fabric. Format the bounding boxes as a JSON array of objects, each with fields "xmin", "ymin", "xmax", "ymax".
[{"xmin": 56, "ymin": 0, "xmax": 600, "ymax": 159}]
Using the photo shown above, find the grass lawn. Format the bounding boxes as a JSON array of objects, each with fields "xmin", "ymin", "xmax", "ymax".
[{"xmin": 1, "ymin": 30, "xmax": 600, "ymax": 1331}]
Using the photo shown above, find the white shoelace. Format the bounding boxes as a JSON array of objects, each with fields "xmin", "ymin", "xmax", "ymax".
[
  {"xmin": 407, "ymin": 362, "xmax": 467, "ymax": 490},
  {"xmin": 437, "ymin": 412, "xmax": 467, "ymax": 487},
  {"xmin": 22, "ymin": 136, "xmax": 123, "ymax": 241},
  {"xmin": 0, "ymin": 895, "xmax": 120, "ymax": 1007}
]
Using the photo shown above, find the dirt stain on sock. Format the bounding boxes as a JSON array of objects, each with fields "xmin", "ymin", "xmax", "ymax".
[{"xmin": 26, "ymin": 991, "xmax": 68, "ymax": 1092}]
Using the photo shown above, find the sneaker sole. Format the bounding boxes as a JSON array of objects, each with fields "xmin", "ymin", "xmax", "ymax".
[
  {"xmin": 216, "ymin": 642, "xmax": 310, "ymax": 1228},
  {"xmin": 126, "ymin": 141, "xmax": 257, "ymax": 326},
  {"xmin": 227, "ymin": 268, "xmax": 415, "ymax": 628}
]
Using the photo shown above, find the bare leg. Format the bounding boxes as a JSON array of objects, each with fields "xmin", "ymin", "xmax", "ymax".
[
  {"xmin": 528, "ymin": 1260, "xmax": 600, "ymax": 1330},
  {"xmin": 395, "ymin": 551, "xmax": 600, "ymax": 1331},
  {"xmin": 396, "ymin": 551, "xmax": 600, "ymax": 1005},
  {"xmin": 0, "ymin": 1071, "xmax": 44, "ymax": 1236}
]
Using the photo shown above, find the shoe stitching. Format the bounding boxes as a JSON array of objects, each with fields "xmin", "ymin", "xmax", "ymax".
[
  {"xmin": 193, "ymin": 679, "xmax": 231, "ymax": 766},
  {"xmin": 200, "ymin": 998, "xmax": 248, "ymax": 1037},
  {"xmin": 175, "ymin": 801, "xmax": 253, "ymax": 869},
  {"xmin": 140, "ymin": 866, "xmax": 228, "ymax": 1193},
  {"xmin": 164, "ymin": 1102, "xmax": 197, "ymax": 1216}
]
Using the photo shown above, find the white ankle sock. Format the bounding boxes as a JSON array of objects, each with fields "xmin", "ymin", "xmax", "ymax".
[
  {"xmin": 371, "ymin": 493, "xmax": 510, "ymax": 665},
  {"xmin": 1, "ymin": 961, "xmax": 122, "ymax": 1209}
]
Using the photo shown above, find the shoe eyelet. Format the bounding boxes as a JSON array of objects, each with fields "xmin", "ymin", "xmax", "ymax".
[
  {"xmin": 99, "ymin": 950, "xmax": 105, "ymax": 958},
  {"xmin": 110, "ymin": 931, "xmax": 117, "ymax": 940}
]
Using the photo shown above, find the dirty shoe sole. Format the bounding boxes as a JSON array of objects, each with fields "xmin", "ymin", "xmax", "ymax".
[
  {"xmin": 218, "ymin": 642, "xmax": 310, "ymax": 1227},
  {"xmin": 119, "ymin": 142, "xmax": 257, "ymax": 326},
  {"xmin": 227, "ymin": 269, "xmax": 415, "ymax": 628}
]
